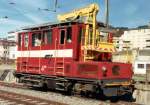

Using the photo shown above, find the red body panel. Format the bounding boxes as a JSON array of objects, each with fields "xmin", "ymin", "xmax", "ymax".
[
  {"xmin": 71, "ymin": 62, "xmax": 132, "ymax": 80},
  {"xmin": 16, "ymin": 22, "xmax": 133, "ymax": 81},
  {"xmin": 17, "ymin": 57, "xmax": 132, "ymax": 80}
]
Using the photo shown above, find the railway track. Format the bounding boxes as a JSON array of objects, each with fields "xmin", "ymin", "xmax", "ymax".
[
  {"xmin": 0, "ymin": 81, "xmax": 27, "ymax": 89},
  {"xmin": 0, "ymin": 90, "xmax": 67, "ymax": 105},
  {"xmin": 75, "ymin": 94, "xmax": 139, "ymax": 105},
  {"xmin": 0, "ymin": 81, "xmax": 139, "ymax": 105}
]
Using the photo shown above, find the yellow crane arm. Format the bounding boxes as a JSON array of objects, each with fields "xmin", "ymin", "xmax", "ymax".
[
  {"xmin": 57, "ymin": 3, "xmax": 115, "ymax": 61},
  {"xmin": 57, "ymin": 3, "xmax": 99, "ymax": 22},
  {"xmin": 57, "ymin": 4, "xmax": 99, "ymax": 61}
]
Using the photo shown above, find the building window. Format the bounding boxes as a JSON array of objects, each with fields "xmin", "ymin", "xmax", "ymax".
[
  {"xmin": 60, "ymin": 30, "xmax": 65, "ymax": 44},
  {"xmin": 4, "ymin": 51, "xmax": 7, "ymax": 54},
  {"xmin": 3, "ymin": 46, "xmax": 6, "ymax": 49},
  {"xmin": 13, "ymin": 54, "xmax": 15, "ymax": 58},
  {"xmin": 146, "ymin": 64, "xmax": 150, "ymax": 70},
  {"xmin": 24, "ymin": 33, "xmax": 29, "ymax": 47},
  {"xmin": 123, "ymin": 47, "xmax": 130, "ymax": 49},
  {"xmin": 123, "ymin": 41, "xmax": 130, "ymax": 43},
  {"xmin": 138, "ymin": 64, "xmax": 144, "ymax": 69},
  {"xmin": 66, "ymin": 27, "xmax": 72, "ymax": 43},
  {"xmin": 8, "ymin": 36, "xmax": 15, "ymax": 38},
  {"xmin": 146, "ymin": 40, "xmax": 150, "ymax": 42}
]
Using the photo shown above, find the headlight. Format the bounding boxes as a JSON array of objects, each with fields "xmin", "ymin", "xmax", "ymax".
[
  {"xmin": 102, "ymin": 66, "xmax": 107, "ymax": 72},
  {"xmin": 102, "ymin": 66, "xmax": 107, "ymax": 77}
]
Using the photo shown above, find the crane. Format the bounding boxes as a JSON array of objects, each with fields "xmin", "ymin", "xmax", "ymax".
[
  {"xmin": 58, "ymin": 3, "xmax": 99, "ymax": 48},
  {"xmin": 58, "ymin": 3, "xmax": 115, "ymax": 61}
]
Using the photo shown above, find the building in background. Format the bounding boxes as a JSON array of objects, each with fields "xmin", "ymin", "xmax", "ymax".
[
  {"xmin": 113, "ymin": 26, "xmax": 150, "ymax": 75},
  {"xmin": 7, "ymin": 31, "xmax": 18, "ymax": 42},
  {"xmin": 8, "ymin": 41, "xmax": 17, "ymax": 60},
  {"xmin": 7, "ymin": 31, "xmax": 18, "ymax": 60},
  {"xmin": 0, "ymin": 39, "xmax": 16, "ymax": 64},
  {"xmin": 119, "ymin": 28, "xmax": 150, "ymax": 51},
  {"xmin": 0, "ymin": 39, "xmax": 9, "ymax": 60}
]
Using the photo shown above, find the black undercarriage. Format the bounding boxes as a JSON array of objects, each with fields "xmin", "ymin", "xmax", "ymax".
[{"xmin": 14, "ymin": 72, "xmax": 134, "ymax": 101}]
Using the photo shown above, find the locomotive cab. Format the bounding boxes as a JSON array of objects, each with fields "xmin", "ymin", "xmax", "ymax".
[
  {"xmin": 15, "ymin": 2, "xmax": 133, "ymax": 100},
  {"xmin": 15, "ymin": 21, "xmax": 134, "ymax": 99}
]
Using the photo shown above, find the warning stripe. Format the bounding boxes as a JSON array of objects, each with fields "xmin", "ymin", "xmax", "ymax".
[{"xmin": 82, "ymin": 46, "xmax": 116, "ymax": 52}]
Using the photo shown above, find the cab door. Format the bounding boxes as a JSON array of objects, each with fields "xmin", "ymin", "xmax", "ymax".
[
  {"xmin": 55, "ymin": 26, "xmax": 74, "ymax": 76},
  {"xmin": 55, "ymin": 28, "xmax": 67, "ymax": 76}
]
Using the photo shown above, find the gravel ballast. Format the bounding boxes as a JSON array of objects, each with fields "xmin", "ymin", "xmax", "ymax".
[{"xmin": 0, "ymin": 86, "xmax": 102, "ymax": 105}]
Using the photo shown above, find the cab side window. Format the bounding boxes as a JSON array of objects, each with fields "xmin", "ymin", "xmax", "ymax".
[
  {"xmin": 32, "ymin": 33, "xmax": 42, "ymax": 46},
  {"xmin": 18, "ymin": 34, "xmax": 22, "ymax": 47},
  {"xmin": 43, "ymin": 30, "xmax": 53, "ymax": 45},
  {"xmin": 24, "ymin": 33, "xmax": 29, "ymax": 47},
  {"xmin": 60, "ymin": 30, "xmax": 65, "ymax": 44},
  {"xmin": 66, "ymin": 27, "xmax": 72, "ymax": 43}
]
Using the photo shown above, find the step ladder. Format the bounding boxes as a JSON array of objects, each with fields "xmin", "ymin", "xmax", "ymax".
[
  {"xmin": 55, "ymin": 58, "xmax": 65, "ymax": 75},
  {"xmin": 54, "ymin": 38, "xmax": 65, "ymax": 76}
]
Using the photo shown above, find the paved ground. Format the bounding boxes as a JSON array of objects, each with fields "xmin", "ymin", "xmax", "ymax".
[{"xmin": 0, "ymin": 64, "xmax": 16, "ymax": 71}]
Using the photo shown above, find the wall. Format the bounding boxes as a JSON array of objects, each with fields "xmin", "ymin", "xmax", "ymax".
[
  {"xmin": 134, "ymin": 84, "xmax": 150, "ymax": 105},
  {"xmin": 116, "ymin": 28, "xmax": 150, "ymax": 51},
  {"xmin": 133, "ymin": 61, "xmax": 150, "ymax": 74},
  {"xmin": 8, "ymin": 46, "xmax": 17, "ymax": 59}
]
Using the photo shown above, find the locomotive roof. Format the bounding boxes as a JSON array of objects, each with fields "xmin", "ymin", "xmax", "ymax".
[
  {"xmin": 22, "ymin": 21, "xmax": 105, "ymax": 31},
  {"xmin": 22, "ymin": 21, "xmax": 80, "ymax": 31}
]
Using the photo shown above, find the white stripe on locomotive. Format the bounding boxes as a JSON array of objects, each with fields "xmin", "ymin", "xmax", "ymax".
[{"xmin": 17, "ymin": 49, "xmax": 73, "ymax": 58}]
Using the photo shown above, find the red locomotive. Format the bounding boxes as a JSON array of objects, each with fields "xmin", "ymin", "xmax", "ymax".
[{"xmin": 14, "ymin": 4, "xmax": 134, "ymax": 99}]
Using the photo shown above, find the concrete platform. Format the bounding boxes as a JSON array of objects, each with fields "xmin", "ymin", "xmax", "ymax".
[
  {"xmin": 133, "ymin": 84, "xmax": 150, "ymax": 105},
  {"xmin": 0, "ymin": 64, "xmax": 16, "ymax": 71}
]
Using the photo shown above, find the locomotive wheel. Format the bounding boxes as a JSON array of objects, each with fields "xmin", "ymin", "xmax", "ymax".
[
  {"xmin": 80, "ymin": 91, "xmax": 86, "ymax": 97},
  {"xmin": 122, "ymin": 93, "xmax": 135, "ymax": 102},
  {"xmin": 85, "ymin": 91, "xmax": 93, "ymax": 98},
  {"xmin": 110, "ymin": 96, "xmax": 119, "ymax": 102},
  {"xmin": 65, "ymin": 86, "xmax": 73, "ymax": 96},
  {"xmin": 95, "ymin": 89, "xmax": 106, "ymax": 100},
  {"xmin": 42, "ymin": 83, "xmax": 48, "ymax": 92},
  {"xmin": 64, "ymin": 82, "xmax": 74, "ymax": 96}
]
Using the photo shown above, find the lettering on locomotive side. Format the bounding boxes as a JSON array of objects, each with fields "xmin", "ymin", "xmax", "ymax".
[{"xmin": 44, "ymin": 54, "xmax": 53, "ymax": 58}]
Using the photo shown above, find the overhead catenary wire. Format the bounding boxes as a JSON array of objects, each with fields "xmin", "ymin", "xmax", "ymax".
[
  {"xmin": 0, "ymin": 0, "xmax": 58, "ymax": 19},
  {"xmin": 0, "ymin": 0, "xmax": 97, "ymax": 20},
  {"xmin": 56, "ymin": 0, "xmax": 94, "ymax": 9}
]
